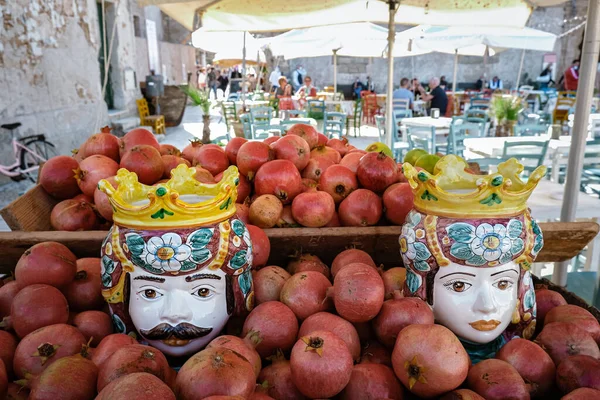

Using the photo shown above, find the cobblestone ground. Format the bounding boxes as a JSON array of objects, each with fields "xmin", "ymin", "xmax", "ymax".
[{"xmin": 0, "ymin": 105, "xmax": 380, "ymax": 231}]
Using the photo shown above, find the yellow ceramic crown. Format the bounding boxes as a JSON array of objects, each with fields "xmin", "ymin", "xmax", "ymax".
[
  {"xmin": 403, "ymin": 155, "xmax": 546, "ymax": 218},
  {"xmin": 98, "ymin": 164, "xmax": 239, "ymax": 229}
]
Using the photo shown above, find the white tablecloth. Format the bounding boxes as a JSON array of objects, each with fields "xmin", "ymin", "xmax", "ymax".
[{"xmin": 401, "ymin": 117, "xmax": 453, "ymax": 129}]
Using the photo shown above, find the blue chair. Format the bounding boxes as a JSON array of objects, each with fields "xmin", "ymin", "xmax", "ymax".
[
  {"xmin": 347, "ymin": 100, "xmax": 363, "ymax": 137},
  {"xmin": 227, "ymin": 93, "xmax": 240, "ymax": 101},
  {"xmin": 238, "ymin": 114, "xmax": 252, "ymax": 139},
  {"xmin": 407, "ymin": 126, "xmax": 437, "ymax": 154},
  {"xmin": 470, "ymin": 96, "xmax": 490, "ymax": 110},
  {"xmin": 375, "ymin": 115, "xmax": 386, "ymax": 143},
  {"xmin": 465, "ymin": 108, "xmax": 488, "ymax": 120},
  {"xmin": 501, "ymin": 140, "xmax": 550, "ymax": 176},
  {"xmin": 324, "ymin": 112, "xmax": 346, "ymax": 139},
  {"xmin": 447, "ymin": 121, "xmax": 485, "ymax": 157},
  {"xmin": 250, "ymin": 106, "xmax": 274, "ymax": 139},
  {"xmin": 280, "ymin": 119, "xmax": 313, "ymax": 126},
  {"xmin": 253, "ymin": 125, "xmax": 286, "ymax": 139},
  {"xmin": 307, "ymin": 100, "xmax": 326, "ymax": 120},
  {"xmin": 288, "ymin": 109, "xmax": 308, "ymax": 118},
  {"xmin": 513, "ymin": 124, "xmax": 550, "ymax": 136},
  {"xmin": 392, "ymin": 98, "xmax": 410, "ymax": 111}
]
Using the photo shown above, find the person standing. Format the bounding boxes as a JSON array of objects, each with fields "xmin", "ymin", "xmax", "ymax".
[
  {"xmin": 269, "ymin": 66, "xmax": 281, "ymax": 92},
  {"xmin": 217, "ymin": 70, "xmax": 229, "ymax": 96},
  {"xmin": 536, "ymin": 65, "xmax": 555, "ymax": 89},
  {"xmin": 207, "ymin": 67, "xmax": 218, "ymax": 98},
  {"xmin": 563, "ymin": 59, "xmax": 580, "ymax": 91},
  {"xmin": 419, "ymin": 77, "xmax": 448, "ymax": 115},
  {"xmin": 197, "ymin": 67, "xmax": 207, "ymax": 90},
  {"xmin": 292, "ymin": 65, "xmax": 306, "ymax": 91},
  {"xmin": 392, "ymin": 77, "xmax": 414, "ymax": 109}
]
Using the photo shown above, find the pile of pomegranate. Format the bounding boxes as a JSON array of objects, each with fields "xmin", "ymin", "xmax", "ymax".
[
  {"xmin": 1, "ymin": 242, "xmax": 599, "ymax": 400},
  {"xmin": 39, "ymin": 124, "xmax": 414, "ymax": 231}
]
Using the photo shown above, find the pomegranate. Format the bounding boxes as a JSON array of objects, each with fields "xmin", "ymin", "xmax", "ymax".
[
  {"xmin": 120, "ymin": 145, "xmax": 164, "ymax": 185},
  {"xmin": 317, "ymin": 133, "xmax": 328, "ymax": 146},
  {"xmin": 333, "ymin": 263, "xmax": 384, "ymax": 322},
  {"xmin": 310, "ymin": 145, "xmax": 341, "ymax": 164},
  {"xmin": 161, "ymin": 155, "xmax": 191, "ymax": 178},
  {"xmin": 325, "ymin": 210, "xmax": 341, "ymax": 227},
  {"xmin": 291, "ymin": 191, "xmax": 335, "ymax": 227},
  {"xmin": 383, "ymin": 182, "xmax": 414, "ymax": 225},
  {"xmin": 545, "ymin": 305, "xmax": 600, "ymax": 344},
  {"xmin": 73, "ymin": 144, "xmax": 86, "ymax": 163},
  {"xmin": 72, "ymin": 193, "xmax": 93, "ymax": 202},
  {"xmin": 97, "ymin": 372, "xmax": 176, "ymax": 400},
  {"xmin": 301, "ymin": 158, "xmax": 334, "ymax": 181},
  {"xmin": 440, "ymin": 389, "xmax": 485, "ymax": 400},
  {"xmin": 119, "ymin": 128, "xmax": 159, "ymax": 156},
  {"xmin": 357, "ymin": 152, "xmax": 399, "ymax": 192},
  {"xmin": 207, "ymin": 331, "xmax": 262, "ymax": 377},
  {"xmin": 561, "ymin": 388, "xmax": 600, "ymax": 399},
  {"xmin": 374, "ymin": 297, "xmax": 434, "ymax": 348},
  {"xmin": 73, "ymin": 311, "xmax": 113, "ymax": 346},
  {"xmin": 272, "ymin": 135, "xmax": 311, "ymax": 170},
  {"xmin": 159, "ymin": 144, "xmax": 181, "ymax": 156},
  {"xmin": 92, "ymin": 334, "xmax": 138, "ymax": 367},
  {"xmin": 7, "ymin": 284, "xmax": 69, "ymax": 338},
  {"xmin": 258, "ymin": 350, "xmax": 306, "ymax": 400},
  {"xmin": 535, "ymin": 322, "xmax": 600, "ymax": 364},
  {"xmin": 241, "ymin": 301, "xmax": 298, "ymax": 358},
  {"xmin": 300, "ymin": 178, "xmax": 318, "ymax": 193},
  {"xmin": 225, "ymin": 137, "xmax": 248, "ymax": 164},
  {"xmin": 347, "ymin": 148, "xmax": 366, "ymax": 155},
  {"xmin": 254, "ymin": 266, "xmax": 291, "ymax": 305},
  {"xmin": 13, "ymin": 324, "xmax": 86, "ymax": 378},
  {"xmin": 392, "ymin": 324, "xmax": 469, "ymax": 398},
  {"xmin": 254, "ymin": 160, "xmax": 302, "ymax": 204},
  {"xmin": 192, "ymin": 145, "xmax": 230, "ymax": 175},
  {"xmin": 360, "ymin": 340, "xmax": 393, "ymax": 367},
  {"xmin": 287, "ymin": 124, "xmax": 319, "ymax": 149},
  {"xmin": 15, "ymin": 242, "xmax": 76, "ymax": 289},
  {"xmin": 339, "ymin": 152, "xmax": 364, "ymax": 174},
  {"xmin": 83, "ymin": 130, "xmax": 120, "ymax": 161},
  {"xmin": 0, "ymin": 360, "xmax": 6, "ymax": 399},
  {"xmin": 535, "ymin": 287, "xmax": 567, "ymax": 327},
  {"xmin": 354, "ymin": 321, "xmax": 374, "ymax": 343},
  {"xmin": 0, "ymin": 330, "xmax": 17, "ymax": 376},
  {"xmin": 247, "ymin": 225, "xmax": 271, "ymax": 267},
  {"xmin": 298, "ymin": 312, "xmax": 361, "ymax": 361},
  {"xmin": 50, "ymin": 199, "xmax": 98, "ymax": 231},
  {"xmin": 64, "ymin": 258, "xmax": 104, "ymax": 311},
  {"xmin": 236, "ymin": 203, "xmax": 250, "ymax": 224},
  {"xmin": 290, "ymin": 330, "xmax": 353, "ymax": 398},
  {"xmin": 397, "ymin": 163, "xmax": 408, "ymax": 182},
  {"xmin": 215, "ymin": 171, "xmax": 250, "ymax": 202},
  {"xmin": 0, "ymin": 281, "xmax": 19, "ymax": 318},
  {"xmin": 339, "ymin": 189, "xmax": 383, "ymax": 226},
  {"xmin": 287, "ymin": 254, "xmax": 330, "ymax": 279},
  {"xmin": 382, "ymin": 267, "xmax": 406, "ymax": 299},
  {"xmin": 556, "ymin": 354, "xmax": 600, "ymax": 393},
  {"xmin": 264, "ymin": 136, "xmax": 280, "ymax": 145},
  {"xmin": 236, "ymin": 141, "xmax": 274, "ymax": 179},
  {"xmin": 331, "ymin": 248, "xmax": 377, "ymax": 278},
  {"xmin": 23, "ymin": 354, "xmax": 98, "ymax": 400},
  {"xmin": 39, "ymin": 156, "xmax": 81, "ymax": 199},
  {"xmin": 181, "ymin": 140, "xmax": 203, "ymax": 164},
  {"xmin": 276, "ymin": 205, "xmax": 299, "ymax": 228},
  {"xmin": 339, "ymin": 363, "xmax": 403, "ymax": 400},
  {"xmin": 249, "ymin": 194, "xmax": 283, "ymax": 228},
  {"xmin": 280, "ymin": 271, "xmax": 333, "ymax": 320},
  {"xmin": 467, "ymin": 359, "xmax": 529, "ymax": 400},
  {"xmin": 193, "ymin": 166, "xmax": 215, "ymax": 183},
  {"xmin": 319, "ymin": 164, "xmax": 358, "ymax": 204},
  {"xmin": 326, "ymin": 137, "xmax": 350, "ymax": 157},
  {"xmin": 496, "ymin": 338, "xmax": 556, "ymax": 398},
  {"xmin": 175, "ymin": 347, "xmax": 255, "ymax": 399},
  {"xmin": 97, "ymin": 344, "xmax": 170, "ymax": 391},
  {"xmin": 75, "ymin": 154, "xmax": 119, "ymax": 197}
]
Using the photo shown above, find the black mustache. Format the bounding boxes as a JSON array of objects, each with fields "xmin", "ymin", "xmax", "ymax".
[{"xmin": 140, "ymin": 323, "xmax": 212, "ymax": 340}]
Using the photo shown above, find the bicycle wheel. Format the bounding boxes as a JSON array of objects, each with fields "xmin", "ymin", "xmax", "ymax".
[{"xmin": 20, "ymin": 139, "xmax": 59, "ymax": 182}]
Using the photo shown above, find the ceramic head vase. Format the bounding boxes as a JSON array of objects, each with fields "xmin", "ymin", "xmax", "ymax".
[
  {"xmin": 401, "ymin": 156, "xmax": 545, "ymax": 362},
  {"xmin": 98, "ymin": 164, "xmax": 253, "ymax": 357}
]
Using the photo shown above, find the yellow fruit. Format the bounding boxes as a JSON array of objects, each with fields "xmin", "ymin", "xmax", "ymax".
[
  {"xmin": 365, "ymin": 142, "xmax": 393, "ymax": 158},
  {"xmin": 415, "ymin": 154, "xmax": 441, "ymax": 174},
  {"xmin": 403, "ymin": 149, "xmax": 428, "ymax": 166}
]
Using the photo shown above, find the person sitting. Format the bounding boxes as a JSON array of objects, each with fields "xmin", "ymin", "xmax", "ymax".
[
  {"xmin": 489, "ymin": 76, "xmax": 503, "ymax": 90},
  {"xmin": 439, "ymin": 76, "xmax": 448, "ymax": 90},
  {"xmin": 297, "ymin": 76, "xmax": 317, "ymax": 97},
  {"xmin": 392, "ymin": 77, "xmax": 414, "ymax": 109},
  {"xmin": 475, "ymin": 75, "xmax": 485, "ymax": 91},
  {"xmin": 419, "ymin": 77, "xmax": 448, "ymax": 115},
  {"xmin": 353, "ymin": 77, "xmax": 365, "ymax": 99},
  {"xmin": 275, "ymin": 76, "xmax": 293, "ymax": 97}
]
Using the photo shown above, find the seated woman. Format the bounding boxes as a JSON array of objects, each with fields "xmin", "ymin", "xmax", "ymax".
[
  {"xmin": 297, "ymin": 76, "xmax": 318, "ymax": 97},
  {"xmin": 275, "ymin": 76, "xmax": 293, "ymax": 97}
]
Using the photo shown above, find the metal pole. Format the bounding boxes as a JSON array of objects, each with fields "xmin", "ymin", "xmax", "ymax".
[
  {"xmin": 452, "ymin": 49, "xmax": 458, "ymax": 93},
  {"xmin": 385, "ymin": 1, "xmax": 398, "ymax": 149},
  {"xmin": 333, "ymin": 49, "xmax": 338, "ymax": 94},
  {"xmin": 515, "ymin": 49, "xmax": 526, "ymax": 90},
  {"xmin": 554, "ymin": 2, "xmax": 600, "ymax": 286},
  {"xmin": 242, "ymin": 31, "xmax": 247, "ymax": 110}
]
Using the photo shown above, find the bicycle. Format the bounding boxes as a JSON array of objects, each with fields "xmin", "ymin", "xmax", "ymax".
[{"xmin": 0, "ymin": 123, "xmax": 58, "ymax": 182}]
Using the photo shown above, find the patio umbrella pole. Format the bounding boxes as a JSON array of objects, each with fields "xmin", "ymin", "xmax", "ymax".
[
  {"xmin": 333, "ymin": 49, "xmax": 338, "ymax": 94},
  {"xmin": 451, "ymin": 49, "xmax": 458, "ymax": 93},
  {"xmin": 242, "ymin": 31, "xmax": 247, "ymax": 110},
  {"xmin": 554, "ymin": 1, "xmax": 600, "ymax": 286},
  {"xmin": 515, "ymin": 49, "xmax": 525, "ymax": 89},
  {"xmin": 385, "ymin": 0, "xmax": 399, "ymax": 149}
]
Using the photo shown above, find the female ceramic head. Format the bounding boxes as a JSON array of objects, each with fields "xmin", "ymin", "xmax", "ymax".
[
  {"xmin": 401, "ymin": 156, "xmax": 545, "ymax": 348},
  {"xmin": 99, "ymin": 165, "xmax": 253, "ymax": 357}
]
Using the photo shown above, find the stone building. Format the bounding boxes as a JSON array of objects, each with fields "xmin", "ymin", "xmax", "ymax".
[{"xmin": 0, "ymin": 0, "xmax": 195, "ymax": 159}]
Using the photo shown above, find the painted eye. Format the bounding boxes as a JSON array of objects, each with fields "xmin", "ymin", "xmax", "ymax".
[
  {"xmin": 494, "ymin": 280, "xmax": 513, "ymax": 291},
  {"xmin": 444, "ymin": 280, "xmax": 472, "ymax": 293},
  {"xmin": 139, "ymin": 289, "xmax": 163, "ymax": 300},
  {"xmin": 195, "ymin": 288, "xmax": 212, "ymax": 298}
]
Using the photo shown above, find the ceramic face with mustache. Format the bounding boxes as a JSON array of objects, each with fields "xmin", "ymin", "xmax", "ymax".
[
  {"xmin": 433, "ymin": 261, "xmax": 519, "ymax": 344},
  {"xmin": 129, "ymin": 267, "xmax": 229, "ymax": 356}
]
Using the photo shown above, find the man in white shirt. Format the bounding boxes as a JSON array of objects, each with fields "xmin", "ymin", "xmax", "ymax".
[
  {"xmin": 489, "ymin": 76, "xmax": 503, "ymax": 90},
  {"xmin": 269, "ymin": 67, "xmax": 281, "ymax": 91}
]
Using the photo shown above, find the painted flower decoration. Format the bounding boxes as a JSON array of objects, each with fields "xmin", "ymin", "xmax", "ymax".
[
  {"xmin": 531, "ymin": 218, "xmax": 544, "ymax": 256},
  {"xmin": 400, "ymin": 211, "xmax": 431, "ymax": 272},
  {"xmin": 447, "ymin": 219, "xmax": 525, "ymax": 266},
  {"xmin": 143, "ymin": 233, "xmax": 193, "ymax": 272}
]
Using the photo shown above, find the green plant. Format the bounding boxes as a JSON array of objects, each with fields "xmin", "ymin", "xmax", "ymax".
[
  {"xmin": 180, "ymin": 85, "xmax": 211, "ymax": 114},
  {"xmin": 489, "ymin": 95, "xmax": 523, "ymax": 122}
]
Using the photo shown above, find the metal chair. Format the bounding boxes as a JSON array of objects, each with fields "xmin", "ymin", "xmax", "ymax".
[
  {"xmin": 249, "ymin": 106, "xmax": 274, "ymax": 139},
  {"xmin": 307, "ymin": 100, "xmax": 326, "ymax": 120},
  {"xmin": 392, "ymin": 98, "xmax": 410, "ymax": 110},
  {"xmin": 501, "ymin": 140, "xmax": 550, "ymax": 176},
  {"xmin": 375, "ymin": 115, "xmax": 386, "ymax": 143},
  {"xmin": 238, "ymin": 114, "xmax": 252, "ymax": 139},
  {"xmin": 447, "ymin": 121, "xmax": 485, "ymax": 157},
  {"xmin": 362, "ymin": 94, "xmax": 379, "ymax": 125},
  {"xmin": 513, "ymin": 124, "xmax": 550, "ymax": 137},
  {"xmin": 407, "ymin": 126, "xmax": 437, "ymax": 154},
  {"xmin": 323, "ymin": 112, "xmax": 346, "ymax": 139}
]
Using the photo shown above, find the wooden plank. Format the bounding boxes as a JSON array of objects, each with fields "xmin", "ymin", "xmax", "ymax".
[
  {"xmin": 0, "ymin": 222, "xmax": 596, "ymax": 275},
  {"xmin": 0, "ymin": 185, "xmax": 58, "ymax": 231}
]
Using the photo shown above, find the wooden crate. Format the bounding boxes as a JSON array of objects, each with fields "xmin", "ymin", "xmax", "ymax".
[
  {"xmin": 0, "ymin": 222, "xmax": 597, "ymax": 275},
  {"xmin": 0, "ymin": 184, "xmax": 58, "ymax": 231}
]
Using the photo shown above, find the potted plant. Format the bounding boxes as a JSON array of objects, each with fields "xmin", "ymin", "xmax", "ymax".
[
  {"xmin": 489, "ymin": 95, "xmax": 523, "ymax": 137},
  {"xmin": 180, "ymin": 85, "xmax": 212, "ymax": 144}
]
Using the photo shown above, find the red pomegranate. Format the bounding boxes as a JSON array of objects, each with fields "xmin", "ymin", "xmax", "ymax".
[
  {"xmin": 272, "ymin": 135, "xmax": 311, "ymax": 170},
  {"xmin": 331, "ymin": 248, "xmax": 377, "ymax": 278},
  {"xmin": 8, "ymin": 284, "xmax": 69, "ymax": 338},
  {"xmin": 382, "ymin": 267, "xmax": 407, "ymax": 299},
  {"xmin": 120, "ymin": 145, "xmax": 164, "ymax": 185},
  {"xmin": 357, "ymin": 152, "xmax": 399, "ymax": 193},
  {"xmin": 207, "ymin": 331, "xmax": 262, "ymax": 378},
  {"xmin": 319, "ymin": 164, "xmax": 358, "ymax": 203},
  {"xmin": 301, "ymin": 158, "xmax": 335, "ymax": 181},
  {"xmin": 300, "ymin": 178, "xmax": 318, "ymax": 193},
  {"xmin": 545, "ymin": 304, "xmax": 600, "ymax": 344},
  {"xmin": 92, "ymin": 334, "xmax": 138, "ymax": 367},
  {"xmin": 193, "ymin": 166, "xmax": 215, "ymax": 183},
  {"xmin": 236, "ymin": 204, "xmax": 250, "ymax": 224},
  {"xmin": 247, "ymin": 225, "xmax": 270, "ymax": 267},
  {"xmin": 161, "ymin": 155, "xmax": 191, "ymax": 178},
  {"xmin": 325, "ymin": 210, "xmax": 341, "ymax": 227},
  {"xmin": 276, "ymin": 205, "xmax": 299, "ymax": 228},
  {"xmin": 96, "ymin": 372, "xmax": 176, "ymax": 400},
  {"xmin": 440, "ymin": 389, "xmax": 485, "ymax": 400},
  {"xmin": 291, "ymin": 191, "xmax": 335, "ymax": 227},
  {"xmin": 0, "ymin": 281, "xmax": 19, "ymax": 319},
  {"xmin": 15, "ymin": 242, "xmax": 76, "ymax": 289},
  {"xmin": 159, "ymin": 144, "xmax": 181, "ymax": 156},
  {"xmin": 373, "ymin": 297, "xmax": 434, "ymax": 348},
  {"xmin": 326, "ymin": 137, "xmax": 350, "ymax": 157},
  {"xmin": 383, "ymin": 182, "xmax": 414, "ymax": 225},
  {"xmin": 225, "ymin": 137, "xmax": 248, "ymax": 164},
  {"xmin": 242, "ymin": 301, "xmax": 299, "ymax": 358},
  {"xmin": 535, "ymin": 322, "xmax": 600, "ymax": 364},
  {"xmin": 556, "ymin": 354, "xmax": 600, "ymax": 393},
  {"xmin": 339, "ymin": 363, "xmax": 403, "ymax": 400},
  {"xmin": 253, "ymin": 266, "xmax": 291, "ymax": 305},
  {"xmin": 257, "ymin": 351, "xmax": 305, "ymax": 400},
  {"xmin": 317, "ymin": 133, "xmax": 329, "ymax": 146},
  {"xmin": 264, "ymin": 136, "xmax": 281, "ymax": 146},
  {"xmin": 94, "ymin": 176, "xmax": 117, "ymax": 222},
  {"xmin": 75, "ymin": 155, "xmax": 119, "ymax": 197},
  {"xmin": 339, "ymin": 189, "xmax": 383, "ymax": 226},
  {"xmin": 290, "ymin": 330, "xmax": 353, "ymax": 398},
  {"xmin": 392, "ymin": 324, "xmax": 469, "ymax": 398},
  {"xmin": 339, "ymin": 152, "xmax": 364, "ymax": 174},
  {"xmin": 467, "ymin": 359, "xmax": 529, "ymax": 400},
  {"xmin": 39, "ymin": 156, "xmax": 81, "ymax": 199},
  {"xmin": 535, "ymin": 287, "xmax": 567, "ymax": 327},
  {"xmin": 0, "ymin": 330, "xmax": 17, "ymax": 377},
  {"xmin": 287, "ymin": 254, "xmax": 330, "ymax": 279},
  {"xmin": 192, "ymin": 145, "xmax": 230, "ymax": 175},
  {"xmin": 255, "ymin": 160, "xmax": 302, "ymax": 204},
  {"xmin": 287, "ymin": 124, "xmax": 319, "ymax": 149},
  {"xmin": 332, "ymin": 263, "xmax": 384, "ymax": 323},
  {"xmin": 73, "ymin": 311, "xmax": 114, "ymax": 346},
  {"xmin": 298, "ymin": 312, "xmax": 361, "ymax": 361},
  {"xmin": 119, "ymin": 128, "xmax": 160, "ymax": 156},
  {"xmin": 64, "ymin": 258, "xmax": 104, "ymax": 311},
  {"xmin": 310, "ymin": 146, "xmax": 341, "ymax": 164},
  {"xmin": 360, "ymin": 340, "xmax": 393, "ymax": 367},
  {"xmin": 83, "ymin": 129, "xmax": 120, "ymax": 161},
  {"xmin": 50, "ymin": 199, "xmax": 98, "ymax": 231},
  {"xmin": 249, "ymin": 194, "xmax": 283, "ymax": 229},
  {"xmin": 237, "ymin": 141, "xmax": 274, "ymax": 179},
  {"xmin": 280, "ymin": 271, "xmax": 333, "ymax": 320},
  {"xmin": 181, "ymin": 140, "xmax": 204, "ymax": 164},
  {"xmin": 561, "ymin": 388, "xmax": 600, "ymax": 400}
]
